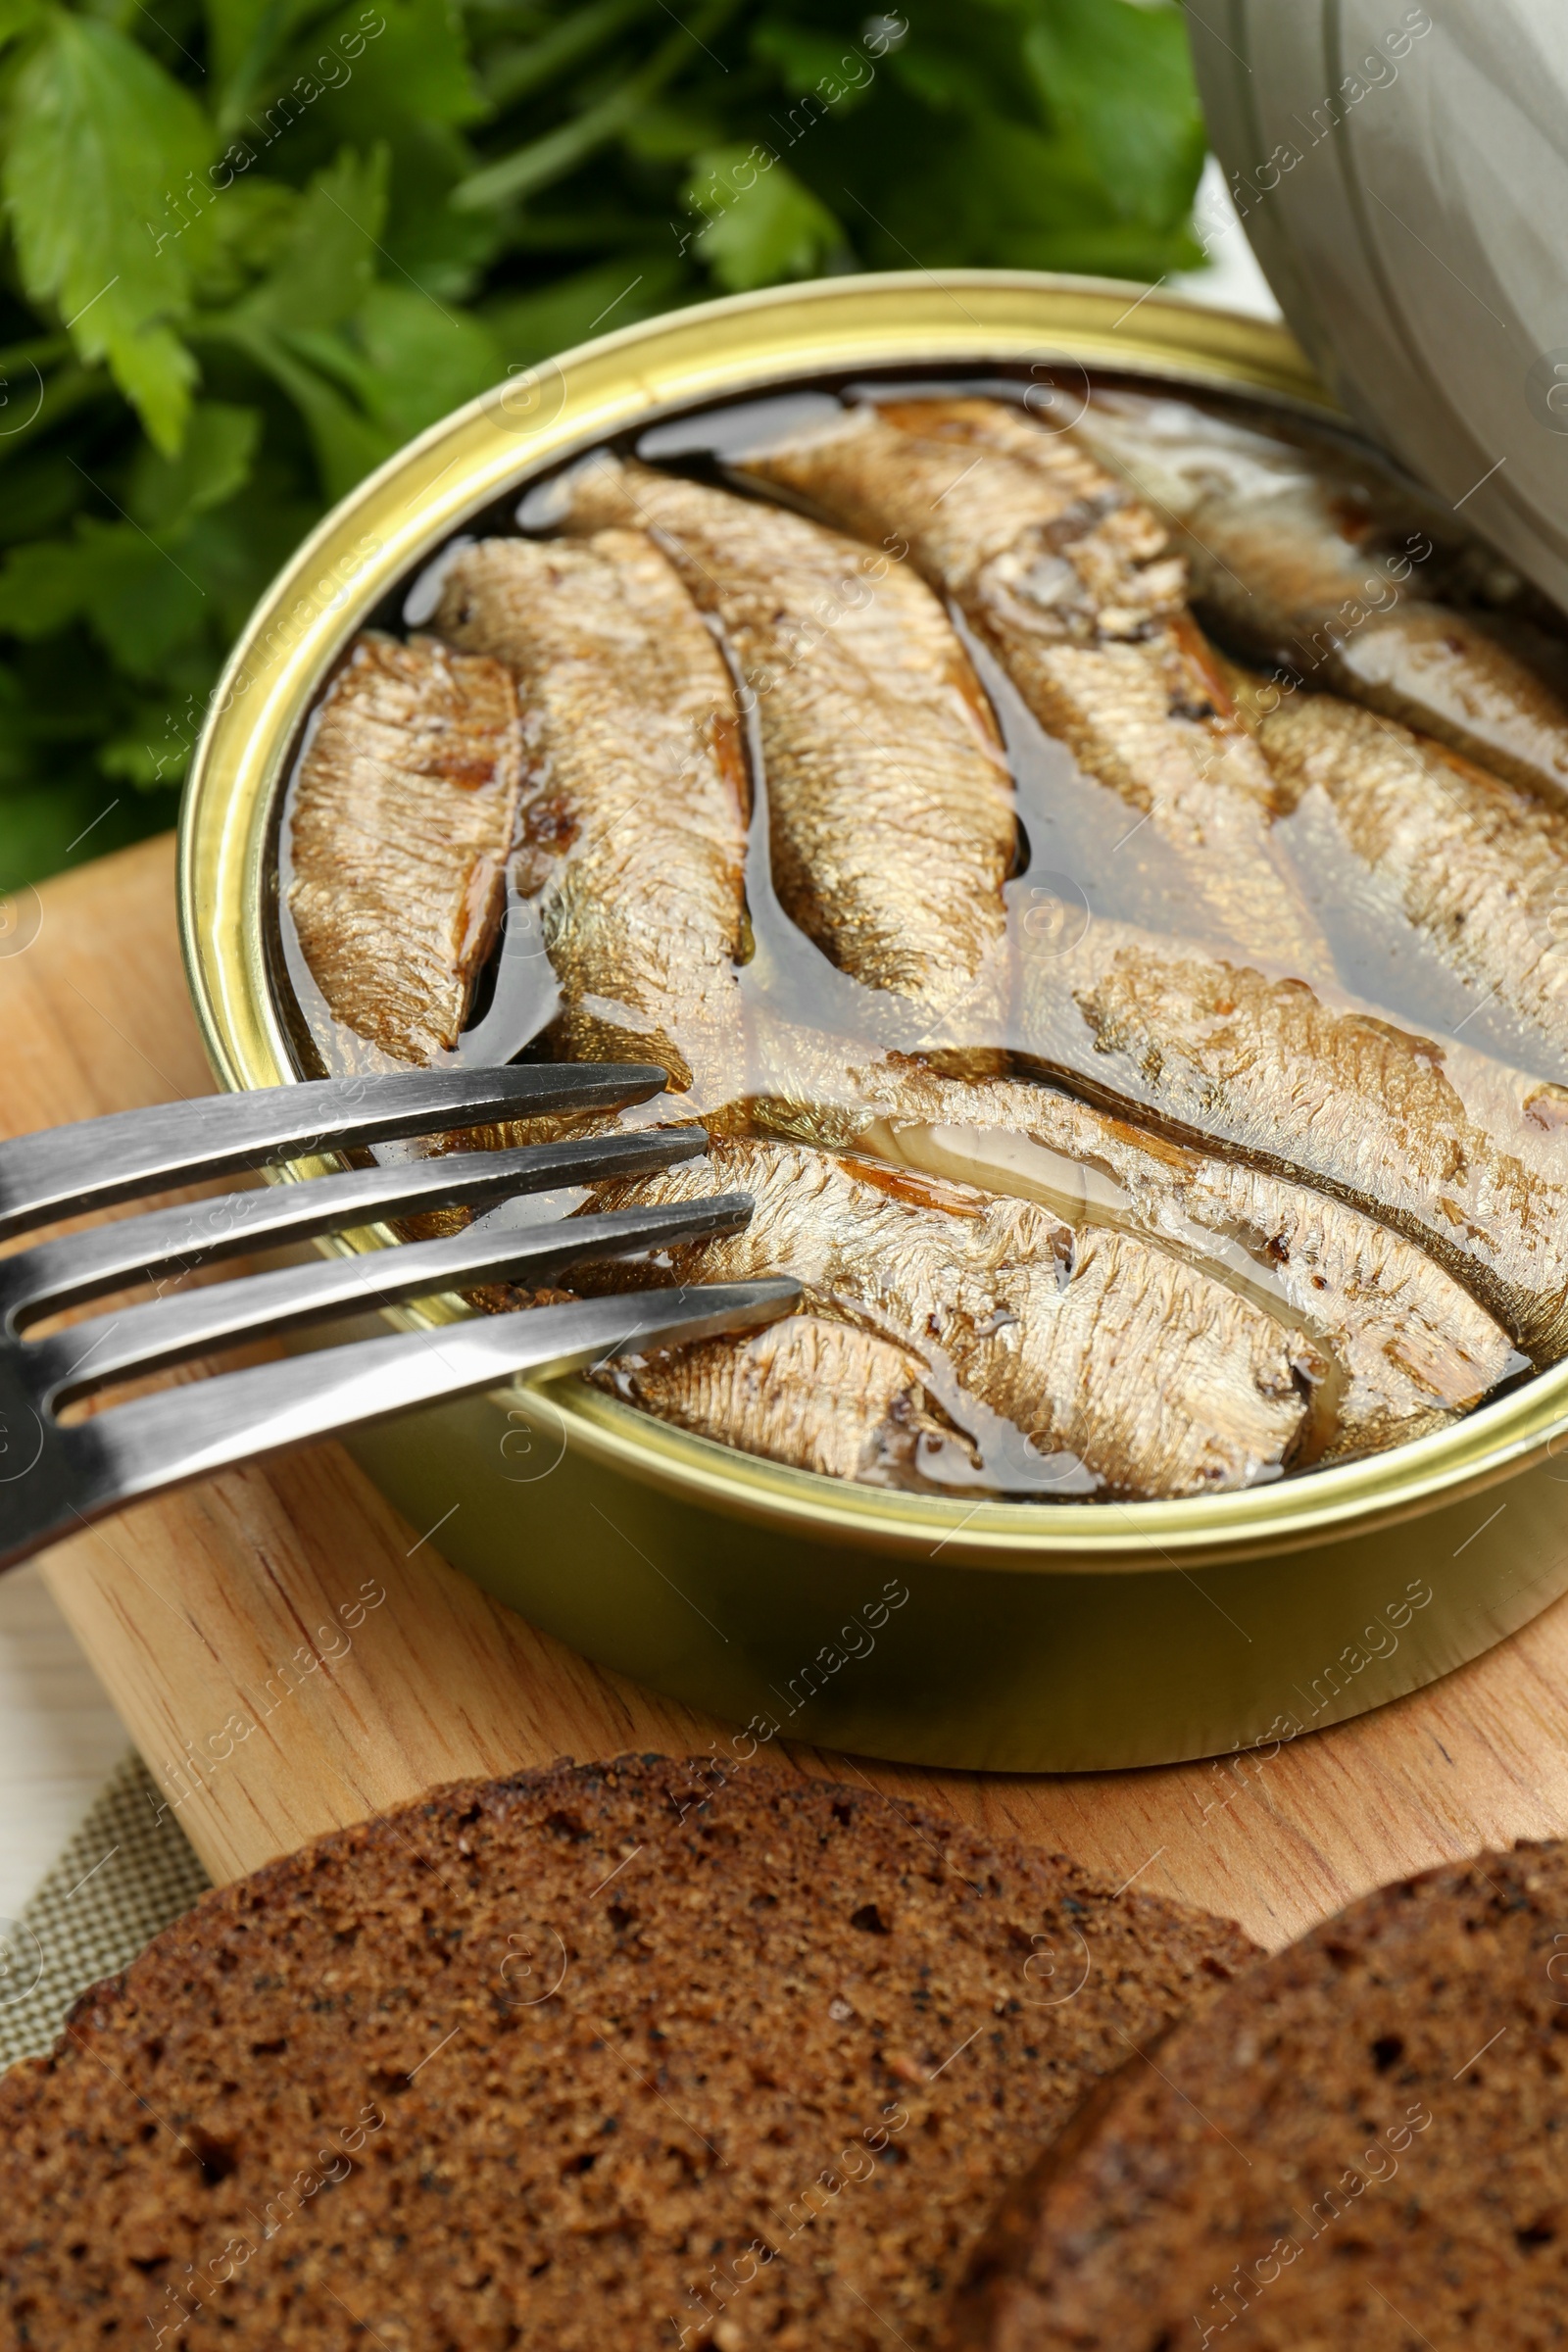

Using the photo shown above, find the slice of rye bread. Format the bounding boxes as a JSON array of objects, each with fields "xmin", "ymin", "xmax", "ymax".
[
  {"xmin": 0, "ymin": 1756, "xmax": 1252, "ymax": 2352},
  {"xmin": 946, "ymin": 1839, "xmax": 1568, "ymax": 2352}
]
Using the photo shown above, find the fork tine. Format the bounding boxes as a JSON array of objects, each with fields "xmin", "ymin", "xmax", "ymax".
[
  {"xmin": 0, "ymin": 1126, "xmax": 709, "ymax": 1334},
  {"xmin": 32, "ymin": 1280, "xmax": 801, "ymax": 1569},
  {"xmin": 28, "ymin": 1196, "xmax": 758, "ymax": 1404},
  {"xmin": 0, "ymin": 1062, "xmax": 668, "ymax": 1243}
]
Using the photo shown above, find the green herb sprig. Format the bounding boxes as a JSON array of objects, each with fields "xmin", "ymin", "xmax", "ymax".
[{"xmin": 0, "ymin": 0, "xmax": 1205, "ymax": 887}]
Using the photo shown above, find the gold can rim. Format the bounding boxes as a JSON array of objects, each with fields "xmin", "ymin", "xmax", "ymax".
[{"xmin": 178, "ymin": 268, "xmax": 1568, "ymax": 1569}]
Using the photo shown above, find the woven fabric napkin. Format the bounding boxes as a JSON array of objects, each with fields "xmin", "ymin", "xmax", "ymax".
[{"xmin": 0, "ymin": 1751, "xmax": 211, "ymax": 2071}]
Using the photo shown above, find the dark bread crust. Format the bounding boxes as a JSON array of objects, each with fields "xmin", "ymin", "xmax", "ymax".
[
  {"xmin": 0, "ymin": 1755, "xmax": 1251, "ymax": 2351},
  {"xmin": 946, "ymin": 1838, "xmax": 1568, "ymax": 2351}
]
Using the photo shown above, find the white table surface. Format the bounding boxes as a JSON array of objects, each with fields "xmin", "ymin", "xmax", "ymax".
[
  {"xmin": 0, "ymin": 179, "xmax": 1280, "ymax": 1923},
  {"xmin": 0, "ymin": 1564, "xmax": 130, "ymax": 1920}
]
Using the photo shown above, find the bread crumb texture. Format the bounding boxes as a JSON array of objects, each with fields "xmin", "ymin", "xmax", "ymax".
[
  {"xmin": 0, "ymin": 1756, "xmax": 1250, "ymax": 2350},
  {"xmin": 949, "ymin": 1838, "xmax": 1568, "ymax": 2352}
]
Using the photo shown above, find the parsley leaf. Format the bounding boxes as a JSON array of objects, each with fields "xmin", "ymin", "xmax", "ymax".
[
  {"xmin": 0, "ymin": 0, "xmax": 1215, "ymax": 890},
  {"xmin": 6, "ymin": 16, "xmax": 211, "ymax": 452}
]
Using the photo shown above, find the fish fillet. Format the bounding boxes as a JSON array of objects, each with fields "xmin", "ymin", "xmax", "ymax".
[
  {"xmin": 288, "ymin": 631, "xmax": 523, "ymax": 1063},
  {"xmin": 592, "ymin": 1311, "xmax": 979, "ymax": 1487},
  {"xmin": 1257, "ymin": 692, "xmax": 1568, "ymax": 1072},
  {"xmin": 1015, "ymin": 911, "xmax": 1568, "ymax": 1361},
  {"xmin": 748, "ymin": 1053, "xmax": 1515, "ymax": 1463},
  {"xmin": 552, "ymin": 453, "xmax": 1015, "ymax": 1034},
  {"xmin": 435, "ymin": 530, "xmax": 748, "ymax": 1103},
  {"xmin": 580, "ymin": 1134, "xmax": 1322, "ymax": 1500},
  {"xmin": 743, "ymin": 397, "xmax": 1332, "ymax": 982},
  {"xmin": 1076, "ymin": 388, "xmax": 1568, "ymax": 809}
]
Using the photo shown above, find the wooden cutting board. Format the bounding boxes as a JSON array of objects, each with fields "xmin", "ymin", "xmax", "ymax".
[{"xmin": 18, "ymin": 833, "xmax": 1568, "ymax": 1950}]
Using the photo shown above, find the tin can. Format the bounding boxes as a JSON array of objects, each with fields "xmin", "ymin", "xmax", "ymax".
[
  {"xmin": 1186, "ymin": 1, "xmax": 1568, "ymax": 610},
  {"xmin": 179, "ymin": 272, "xmax": 1568, "ymax": 1773}
]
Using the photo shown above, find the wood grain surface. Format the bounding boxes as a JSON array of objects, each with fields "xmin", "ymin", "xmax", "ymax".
[{"xmin": 16, "ymin": 834, "xmax": 1568, "ymax": 1949}]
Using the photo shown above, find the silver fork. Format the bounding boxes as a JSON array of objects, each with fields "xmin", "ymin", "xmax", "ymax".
[{"xmin": 0, "ymin": 1060, "xmax": 797, "ymax": 1572}]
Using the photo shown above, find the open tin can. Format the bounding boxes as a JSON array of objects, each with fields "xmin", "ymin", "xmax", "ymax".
[{"xmin": 178, "ymin": 272, "xmax": 1568, "ymax": 1773}]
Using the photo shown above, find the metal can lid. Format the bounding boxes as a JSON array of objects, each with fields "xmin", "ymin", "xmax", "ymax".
[{"xmin": 1186, "ymin": 1, "xmax": 1568, "ymax": 606}]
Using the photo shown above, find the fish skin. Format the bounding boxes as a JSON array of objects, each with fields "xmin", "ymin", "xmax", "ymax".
[
  {"xmin": 749, "ymin": 1054, "xmax": 1515, "ymax": 1464},
  {"xmin": 553, "ymin": 452, "xmax": 1016, "ymax": 1034},
  {"xmin": 742, "ymin": 398, "xmax": 1333, "ymax": 983},
  {"xmin": 1075, "ymin": 387, "xmax": 1568, "ymax": 809},
  {"xmin": 1014, "ymin": 910, "xmax": 1568, "ymax": 1362},
  {"xmin": 435, "ymin": 529, "xmax": 749, "ymax": 1103},
  {"xmin": 287, "ymin": 630, "xmax": 523, "ymax": 1063},
  {"xmin": 1257, "ymin": 692, "xmax": 1568, "ymax": 1070},
  {"xmin": 581, "ymin": 1134, "xmax": 1321, "ymax": 1501},
  {"xmin": 591, "ymin": 1311, "xmax": 978, "ymax": 1486}
]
